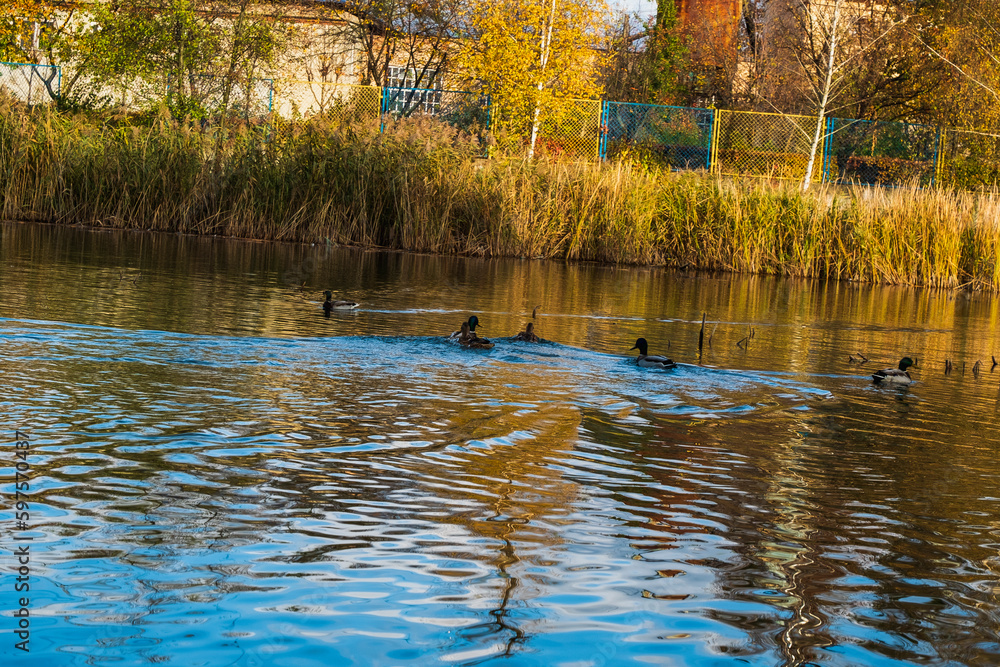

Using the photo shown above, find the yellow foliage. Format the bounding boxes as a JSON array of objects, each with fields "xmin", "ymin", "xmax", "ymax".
[
  {"xmin": 0, "ymin": 0, "xmax": 67, "ymax": 61},
  {"xmin": 455, "ymin": 0, "xmax": 607, "ymax": 148},
  {"xmin": 932, "ymin": 3, "xmax": 1000, "ymax": 131}
]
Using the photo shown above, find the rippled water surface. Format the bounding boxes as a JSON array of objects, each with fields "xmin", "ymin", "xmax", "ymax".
[{"xmin": 2, "ymin": 221, "xmax": 1000, "ymax": 666}]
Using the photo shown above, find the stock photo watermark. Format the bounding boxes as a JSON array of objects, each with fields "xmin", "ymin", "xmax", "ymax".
[{"xmin": 8, "ymin": 430, "xmax": 32, "ymax": 653}]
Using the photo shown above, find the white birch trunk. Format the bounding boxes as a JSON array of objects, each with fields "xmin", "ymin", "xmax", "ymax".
[
  {"xmin": 802, "ymin": 0, "xmax": 842, "ymax": 191},
  {"xmin": 528, "ymin": 0, "xmax": 557, "ymax": 160}
]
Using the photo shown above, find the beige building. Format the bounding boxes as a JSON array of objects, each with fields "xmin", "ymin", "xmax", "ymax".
[{"xmin": 1, "ymin": 1, "xmax": 454, "ymax": 119}]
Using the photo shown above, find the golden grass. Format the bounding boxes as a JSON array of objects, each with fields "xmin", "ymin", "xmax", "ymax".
[{"xmin": 3, "ymin": 100, "xmax": 1000, "ymax": 289}]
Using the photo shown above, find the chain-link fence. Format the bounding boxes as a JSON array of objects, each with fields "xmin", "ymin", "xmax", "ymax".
[
  {"xmin": 600, "ymin": 102, "xmax": 713, "ymax": 170},
  {"xmin": 936, "ymin": 128, "xmax": 1000, "ymax": 190},
  {"xmin": 381, "ymin": 87, "xmax": 486, "ymax": 125},
  {"xmin": 180, "ymin": 75, "xmax": 273, "ymax": 119},
  {"xmin": 711, "ymin": 110, "xmax": 823, "ymax": 181},
  {"xmin": 9, "ymin": 56, "xmax": 1000, "ymax": 192},
  {"xmin": 381, "ymin": 87, "xmax": 490, "ymax": 140},
  {"xmin": 0, "ymin": 61, "xmax": 60, "ymax": 104},
  {"xmin": 532, "ymin": 99, "xmax": 601, "ymax": 160},
  {"xmin": 824, "ymin": 118, "xmax": 939, "ymax": 187},
  {"xmin": 274, "ymin": 81, "xmax": 381, "ymax": 126}
]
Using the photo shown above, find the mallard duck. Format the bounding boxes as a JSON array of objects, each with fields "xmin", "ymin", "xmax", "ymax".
[
  {"xmin": 872, "ymin": 357, "xmax": 914, "ymax": 385},
  {"xmin": 630, "ymin": 337, "xmax": 676, "ymax": 369},
  {"xmin": 458, "ymin": 322, "xmax": 494, "ymax": 350},
  {"xmin": 449, "ymin": 315, "xmax": 483, "ymax": 340},
  {"xmin": 514, "ymin": 322, "xmax": 539, "ymax": 343},
  {"xmin": 323, "ymin": 291, "xmax": 359, "ymax": 314}
]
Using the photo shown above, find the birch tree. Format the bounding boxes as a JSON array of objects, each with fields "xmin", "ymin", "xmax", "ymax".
[
  {"xmin": 0, "ymin": 0, "xmax": 70, "ymax": 63},
  {"xmin": 457, "ymin": 0, "xmax": 606, "ymax": 158},
  {"xmin": 773, "ymin": 0, "xmax": 909, "ymax": 190},
  {"xmin": 799, "ymin": 0, "xmax": 844, "ymax": 188}
]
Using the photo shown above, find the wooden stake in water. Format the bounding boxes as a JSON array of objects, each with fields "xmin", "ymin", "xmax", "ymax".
[{"xmin": 698, "ymin": 313, "xmax": 706, "ymax": 360}]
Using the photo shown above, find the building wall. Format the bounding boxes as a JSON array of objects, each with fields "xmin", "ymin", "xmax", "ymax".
[{"xmin": 675, "ymin": 0, "xmax": 744, "ymax": 68}]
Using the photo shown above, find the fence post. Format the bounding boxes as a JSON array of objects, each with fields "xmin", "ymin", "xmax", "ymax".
[
  {"xmin": 933, "ymin": 126, "xmax": 943, "ymax": 187},
  {"xmin": 709, "ymin": 109, "xmax": 720, "ymax": 174},
  {"xmin": 484, "ymin": 94, "xmax": 492, "ymax": 159},
  {"xmin": 822, "ymin": 116, "xmax": 834, "ymax": 183},
  {"xmin": 379, "ymin": 86, "xmax": 386, "ymax": 133},
  {"xmin": 598, "ymin": 101, "xmax": 607, "ymax": 161}
]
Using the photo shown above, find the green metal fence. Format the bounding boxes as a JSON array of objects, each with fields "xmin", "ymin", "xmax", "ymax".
[
  {"xmin": 600, "ymin": 101, "xmax": 713, "ymax": 170},
  {"xmin": 381, "ymin": 87, "xmax": 491, "ymax": 150},
  {"xmin": 185, "ymin": 74, "xmax": 273, "ymax": 119},
  {"xmin": 824, "ymin": 118, "xmax": 939, "ymax": 187}
]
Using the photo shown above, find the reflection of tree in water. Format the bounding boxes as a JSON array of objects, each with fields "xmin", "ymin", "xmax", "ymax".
[
  {"xmin": 268, "ymin": 393, "xmax": 584, "ymax": 659},
  {"xmin": 692, "ymin": 409, "xmax": 841, "ymax": 666},
  {"xmin": 617, "ymin": 405, "xmax": 840, "ymax": 664},
  {"xmin": 457, "ymin": 482, "xmax": 527, "ymax": 658},
  {"xmin": 762, "ymin": 467, "xmax": 831, "ymax": 667},
  {"xmin": 446, "ymin": 402, "xmax": 583, "ymax": 659},
  {"xmin": 677, "ymin": 388, "xmax": 1000, "ymax": 666}
]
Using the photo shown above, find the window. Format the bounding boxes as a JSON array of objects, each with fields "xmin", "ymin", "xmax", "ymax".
[{"xmin": 385, "ymin": 66, "xmax": 443, "ymax": 116}]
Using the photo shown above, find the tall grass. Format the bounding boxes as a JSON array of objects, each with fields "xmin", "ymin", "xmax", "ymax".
[{"xmin": 3, "ymin": 99, "xmax": 1000, "ymax": 289}]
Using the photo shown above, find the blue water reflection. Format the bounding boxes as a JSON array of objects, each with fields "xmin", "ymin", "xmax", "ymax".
[{"xmin": 2, "ymin": 222, "xmax": 1000, "ymax": 666}]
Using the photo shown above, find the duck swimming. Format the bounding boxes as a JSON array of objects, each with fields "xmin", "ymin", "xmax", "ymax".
[
  {"xmin": 458, "ymin": 322, "xmax": 494, "ymax": 350},
  {"xmin": 872, "ymin": 357, "xmax": 914, "ymax": 385},
  {"xmin": 323, "ymin": 291, "xmax": 359, "ymax": 314},
  {"xmin": 514, "ymin": 322, "xmax": 539, "ymax": 343},
  {"xmin": 449, "ymin": 315, "xmax": 483, "ymax": 340},
  {"xmin": 630, "ymin": 338, "xmax": 676, "ymax": 369}
]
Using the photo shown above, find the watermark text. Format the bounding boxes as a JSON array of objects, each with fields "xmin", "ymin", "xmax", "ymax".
[{"xmin": 10, "ymin": 430, "xmax": 32, "ymax": 653}]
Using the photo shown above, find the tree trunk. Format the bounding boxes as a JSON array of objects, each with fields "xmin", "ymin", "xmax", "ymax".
[
  {"xmin": 528, "ymin": 0, "xmax": 558, "ymax": 160},
  {"xmin": 802, "ymin": 0, "xmax": 842, "ymax": 191}
]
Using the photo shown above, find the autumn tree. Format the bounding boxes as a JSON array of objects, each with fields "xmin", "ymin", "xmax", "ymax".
[
  {"xmin": 457, "ymin": 0, "xmax": 606, "ymax": 157},
  {"xmin": 59, "ymin": 0, "xmax": 284, "ymax": 118},
  {"xmin": 207, "ymin": 0, "xmax": 287, "ymax": 119},
  {"xmin": 599, "ymin": 12, "xmax": 650, "ymax": 103},
  {"xmin": 599, "ymin": 3, "xmax": 689, "ymax": 105},
  {"xmin": 766, "ymin": 0, "xmax": 911, "ymax": 189},
  {"xmin": 57, "ymin": 2, "xmax": 194, "ymax": 108},
  {"xmin": 0, "ymin": 0, "xmax": 70, "ymax": 63},
  {"xmin": 0, "ymin": 0, "xmax": 74, "ymax": 103},
  {"xmin": 911, "ymin": 0, "xmax": 1000, "ymax": 130},
  {"xmin": 648, "ymin": 0, "xmax": 689, "ymax": 104},
  {"xmin": 307, "ymin": 0, "xmax": 458, "ymax": 86}
]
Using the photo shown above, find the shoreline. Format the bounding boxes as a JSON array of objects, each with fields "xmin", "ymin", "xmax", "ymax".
[
  {"xmin": 4, "ymin": 216, "xmax": 989, "ymax": 297},
  {"xmin": 2, "ymin": 106, "xmax": 999, "ymax": 290}
]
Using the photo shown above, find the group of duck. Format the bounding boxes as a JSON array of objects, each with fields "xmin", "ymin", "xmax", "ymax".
[
  {"xmin": 446, "ymin": 315, "xmax": 543, "ymax": 350},
  {"xmin": 449, "ymin": 314, "xmax": 680, "ymax": 371},
  {"xmin": 322, "ymin": 292, "xmax": 917, "ymax": 385}
]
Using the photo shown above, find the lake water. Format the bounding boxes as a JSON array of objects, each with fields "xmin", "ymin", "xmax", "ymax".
[{"xmin": 2, "ymin": 221, "xmax": 999, "ymax": 666}]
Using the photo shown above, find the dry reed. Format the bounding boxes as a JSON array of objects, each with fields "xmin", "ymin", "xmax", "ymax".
[{"xmin": 2, "ymin": 100, "xmax": 1000, "ymax": 289}]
